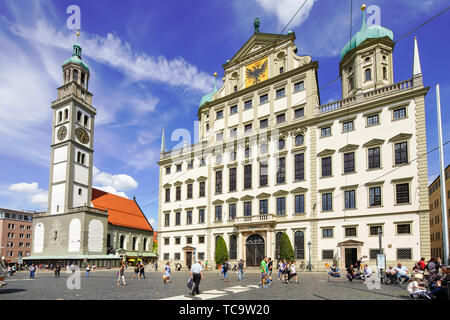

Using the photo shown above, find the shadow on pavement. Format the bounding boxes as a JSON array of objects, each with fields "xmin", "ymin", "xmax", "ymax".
[{"xmin": 0, "ymin": 288, "xmax": 27, "ymax": 294}]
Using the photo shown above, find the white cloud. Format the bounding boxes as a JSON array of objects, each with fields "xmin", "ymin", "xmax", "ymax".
[
  {"xmin": 93, "ymin": 166, "xmax": 138, "ymax": 192},
  {"xmin": 8, "ymin": 182, "xmax": 48, "ymax": 207},
  {"xmin": 254, "ymin": 0, "xmax": 317, "ymax": 29},
  {"xmin": 93, "ymin": 185, "xmax": 128, "ymax": 199}
]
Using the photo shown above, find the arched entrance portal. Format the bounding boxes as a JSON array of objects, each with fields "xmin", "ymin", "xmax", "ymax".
[{"xmin": 245, "ymin": 234, "xmax": 265, "ymax": 267}]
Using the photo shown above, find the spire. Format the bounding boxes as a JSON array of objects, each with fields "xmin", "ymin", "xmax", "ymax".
[
  {"xmin": 413, "ymin": 36, "xmax": 422, "ymax": 76},
  {"xmin": 160, "ymin": 128, "xmax": 166, "ymax": 153}
]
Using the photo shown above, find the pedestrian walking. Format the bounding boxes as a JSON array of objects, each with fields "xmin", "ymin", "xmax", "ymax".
[
  {"xmin": 29, "ymin": 264, "xmax": 36, "ymax": 279},
  {"xmin": 139, "ymin": 262, "xmax": 146, "ymax": 279},
  {"xmin": 260, "ymin": 256, "xmax": 268, "ymax": 288},
  {"xmin": 223, "ymin": 260, "xmax": 229, "ymax": 281},
  {"xmin": 205, "ymin": 260, "xmax": 208, "ymax": 271},
  {"xmin": 237, "ymin": 259, "xmax": 245, "ymax": 281},
  {"xmin": 190, "ymin": 260, "xmax": 204, "ymax": 296},
  {"xmin": 55, "ymin": 263, "xmax": 61, "ymax": 278},
  {"xmin": 117, "ymin": 264, "xmax": 127, "ymax": 286},
  {"xmin": 287, "ymin": 261, "xmax": 298, "ymax": 284},
  {"xmin": 267, "ymin": 258, "xmax": 273, "ymax": 277},
  {"xmin": 133, "ymin": 262, "xmax": 139, "ymax": 279},
  {"xmin": 155, "ymin": 262, "xmax": 158, "ymax": 271},
  {"xmin": 86, "ymin": 264, "xmax": 91, "ymax": 278},
  {"xmin": 163, "ymin": 262, "xmax": 171, "ymax": 284}
]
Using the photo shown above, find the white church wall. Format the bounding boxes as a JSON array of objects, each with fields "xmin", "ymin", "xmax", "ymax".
[
  {"xmin": 72, "ymin": 185, "xmax": 88, "ymax": 207},
  {"xmin": 33, "ymin": 223, "xmax": 44, "ymax": 253},
  {"xmin": 88, "ymin": 219, "xmax": 103, "ymax": 252},
  {"xmin": 50, "ymin": 183, "xmax": 65, "ymax": 214},
  {"xmin": 52, "ymin": 162, "xmax": 67, "ymax": 183},
  {"xmin": 74, "ymin": 163, "xmax": 89, "ymax": 185},
  {"xmin": 68, "ymin": 218, "xmax": 81, "ymax": 252},
  {"xmin": 53, "ymin": 145, "xmax": 68, "ymax": 163}
]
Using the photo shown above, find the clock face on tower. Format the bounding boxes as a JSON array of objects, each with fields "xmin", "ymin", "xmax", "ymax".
[
  {"xmin": 75, "ymin": 127, "xmax": 90, "ymax": 144},
  {"xmin": 57, "ymin": 126, "xmax": 67, "ymax": 141}
]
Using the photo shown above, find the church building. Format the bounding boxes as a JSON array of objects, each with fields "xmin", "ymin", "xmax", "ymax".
[{"xmin": 157, "ymin": 7, "xmax": 430, "ymax": 270}]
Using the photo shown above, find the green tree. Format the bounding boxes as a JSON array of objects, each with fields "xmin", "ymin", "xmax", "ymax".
[
  {"xmin": 214, "ymin": 236, "xmax": 229, "ymax": 266},
  {"xmin": 280, "ymin": 232, "xmax": 295, "ymax": 262},
  {"xmin": 152, "ymin": 241, "xmax": 158, "ymax": 253}
]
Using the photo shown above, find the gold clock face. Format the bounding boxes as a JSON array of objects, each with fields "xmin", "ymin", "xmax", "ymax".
[
  {"xmin": 57, "ymin": 126, "xmax": 67, "ymax": 141},
  {"xmin": 75, "ymin": 127, "xmax": 90, "ymax": 144}
]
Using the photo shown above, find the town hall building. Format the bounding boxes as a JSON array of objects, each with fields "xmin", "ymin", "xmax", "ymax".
[{"xmin": 157, "ymin": 8, "xmax": 430, "ymax": 270}]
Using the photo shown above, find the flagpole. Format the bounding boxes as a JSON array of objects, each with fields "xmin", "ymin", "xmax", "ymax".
[{"xmin": 436, "ymin": 84, "xmax": 449, "ymax": 265}]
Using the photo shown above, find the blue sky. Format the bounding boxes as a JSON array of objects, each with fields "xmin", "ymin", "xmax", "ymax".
[{"xmin": 0, "ymin": 0, "xmax": 449, "ymax": 229}]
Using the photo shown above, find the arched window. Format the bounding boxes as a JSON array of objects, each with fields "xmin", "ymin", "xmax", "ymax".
[
  {"xmin": 120, "ymin": 235, "xmax": 125, "ymax": 249},
  {"xmin": 81, "ymin": 73, "xmax": 85, "ymax": 87},
  {"xmin": 365, "ymin": 68, "xmax": 372, "ymax": 81},
  {"xmin": 132, "ymin": 237, "xmax": 137, "ymax": 251},
  {"xmin": 383, "ymin": 66, "xmax": 387, "ymax": 80},
  {"xmin": 245, "ymin": 147, "xmax": 250, "ymax": 158},
  {"xmin": 294, "ymin": 231, "xmax": 305, "ymax": 259},
  {"xmin": 77, "ymin": 111, "xmax": 82, "ymax": 122},
  {"xmin": 81, "ymin": 153, "xmax": 85, "ymax": 165},
  {"xmin": 73, "ymin": 69, "xmax": 79, "ymax": 83},
  {"xmin": 84, "ymin": 115, "xmax": 89, "ymax": 127},
  {"xmin": 229, "ymin": 235, "xmax": 237, "ymax": 260},
  {"xmin": 295, "ymin": 134, "xmax": 304, "ymax": 146},
  {"xmin": 275, "ymin": 232, "xmax": 283, "ymax": 260},
  {"xmin": 64, "ymin": 109, "xmax": 68, "ymax": 120},
  {"xmin": 58, "ymin": 111, "xmax": 62, "ymax": 123},
  {"xmin": 78, "ymin": 188, "xmax": 82, "ymax": 195},
  {"xmin": 143, "ymin": 238, "xmax": 148, "ymax": 251},
  {"xmin": 77, "ymin": 152, "xmax": 81, "ymax": 163}
]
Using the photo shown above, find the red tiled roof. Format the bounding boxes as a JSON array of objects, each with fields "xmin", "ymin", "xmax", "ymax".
[
  {"xmin": 91, "ymin": 188, "xmax": 153, "ymax": 232},
  {"xmin": 153, "ymin": 231, "xmax": 158, "ymax": 243}
]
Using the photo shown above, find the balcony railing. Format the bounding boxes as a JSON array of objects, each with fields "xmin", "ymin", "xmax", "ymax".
[
  {"xmin": 316, "ymin": 78, "xmax": 414, "ymax": 115},
  {"xmin": 232, "ymin": 214, "xmax": 276, "ymax": 225}
]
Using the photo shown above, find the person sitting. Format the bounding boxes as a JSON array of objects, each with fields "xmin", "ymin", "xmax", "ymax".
[
  {"xmin": 361, "ymin": 264, "xmax": 372, "ymax": 281},
  {"xmin": 407, "ymin": 275, "xmax": 431, "ymax": 299},
  {"xmin": 346, "ymin": 264, "xmax": 356, "ymax": 282},
  {"xmin": 385, "ymin": 266, "xmax": 397, "ymax": 284},
  {"xmin": 394, "ymin": 262, "xmax": 410, "ymax": 284},
  {"xmin": 418, "ymin": 258, "xmax": 426, "ymax": 271},
  {"xmin": 328, "ymin": 265, "xmax": 341, "ymax": 277}
]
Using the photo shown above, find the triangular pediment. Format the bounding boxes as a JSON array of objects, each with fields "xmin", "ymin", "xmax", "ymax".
[
  {"xmin": 185, "ymin": 178, "xmax": 194, "ymax": 184},
  {"xmin": 212, "ymin": 199, "xmax": 224, "ymax": 205},
  {"xmin": 256, "ymin": 192, "xmax": 271, "ymax": 199},
  {"xmin": 317, "ymin": 149, "xmax": 335, "ymax": 157},
  {"xmin": 224, "ymin": 32, "xmax": 295, "ymax": 68},
  {"xmin": 363, "ymin": 138, "xmax": 384, "ymax": 148},
  {"xmin": 226, "ymin": 197, "xmax": 239, "ymax": 203},
  {"xmin": 273, "ymin": 190, "xmax": 289, "ymax": 197},
  {"xmin": 339, "ymin": 144, "xmax": 359, "ymax": 153},
  {"xmin": 389, "ymin": 133, "xmax": 412, "ymax": 143},
  {"xmin": 240, "ymin": 195, "xmax": 255, "ymax": 201},
  {"xmin": 291, "ymin": 187, "xmax": 308, "ymax": 194}
]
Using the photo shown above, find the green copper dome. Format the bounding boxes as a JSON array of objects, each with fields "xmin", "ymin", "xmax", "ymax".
[
  {"xmin": 340, "ymin": 9, "xmax": 393, "ymax": 60},
  {"xmin": 62, "ymin": 43, "xmax": 90, "ymax": 71},
  {"xmin": 199, "ymin": 83, "xmax": 218, "ymax": 107}
]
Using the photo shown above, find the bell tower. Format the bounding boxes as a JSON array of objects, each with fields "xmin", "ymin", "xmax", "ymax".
[{"xmin": 47, "ymin": 31, "xmax": 96, "ymax": 215}]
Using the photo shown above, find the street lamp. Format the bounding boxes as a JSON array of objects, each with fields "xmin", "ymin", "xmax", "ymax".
[{"xmin": 307, "ymin": 241, "xmax": 312, "ymax": 272}]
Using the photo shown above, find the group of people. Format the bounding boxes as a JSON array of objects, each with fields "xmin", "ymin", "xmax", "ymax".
[
  {"xmin": 277, "ymin": 259, "xmax": 299, "ymax": 284},
  {"xmin": 346, "ymin": 262, "xmax": 372, "ymax": 282},
  {"xmin": 132, "ymin": 262, "xmax": 146, "ymax": 280}
]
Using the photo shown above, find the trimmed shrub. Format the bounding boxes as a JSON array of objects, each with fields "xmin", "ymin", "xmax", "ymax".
[
  {"xmin": 214, "ymin": 236, "xmax": 229, "ymax": 266},
  {"xmin": 280, "ymin": 232, "xmax": 295, "ymax": 262}
]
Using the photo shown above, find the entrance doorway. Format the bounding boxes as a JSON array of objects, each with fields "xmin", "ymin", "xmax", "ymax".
[
  {"xmin": 185, "ymin": 251, "xmax": 193, "ymax": 268},
  {"xmin": 345, "ymin": 248, "xmax": 357, "ymax": 268},
  {"xmin": 245, "ymin": 234, "xmax": 265, "ymax": 267}
]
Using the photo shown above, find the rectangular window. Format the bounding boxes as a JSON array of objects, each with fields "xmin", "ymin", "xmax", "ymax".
[
  {"xmin": 277, "ymin": 157, "xmax": 286, "ymax": 184},
  {"xmin": 164, "ymin": 238, "xmax": 170, "ymax": 245},
  {"xmin": 175, "ymin": 212, "xmax": 181, "ymax": 226},
  {"xmin": 215, "ymin": 171, "xmax": 222, "ymax": 194},
  {"xmin": 260, "ymin": 119, "xmax": 268, "ymax": 128},
  {"xmin": 322, "ymin": 193, "xmax": 332, "ymax": 211},
  {"xmin": 215, "ymin": 205, "xmax": 222, "ymax": 221},
  {"xmin": 295, "ymin": 194, "xmax": 305, "ymax": 214},
  {"xmin": 344, "ymin": 190, "xmax": 356, "ymax": 209},
  {"xmin": 198, "ymin": 252, "xmax": 205, "ymax": 260},
  {"xmin": 294, "ymin": 81, "xmax": 304, "ymax": 92},
  {"xmin": 229, "ymin": 128, "xmax": 237, "ymax": 138},
  {"xmin": 259, "ymin": 199, "xmax": 268, "ymax": 215},
  {"xmin": 276, "ymin": 113, "xmax": 285, "ymax": 124},
  {"xmin": 165, "ymin": 188, "xmax": 170, "ymax": 202},
  {"xmin": 229, "ymin": 203, "xmax": 236, "ymax": 219},
  {"xmin": 369, "ymin": 225, "xmax": 383, "ymax": 236},
  {"xmin": 199, "ymin": 209, "xmax": 205, "ymax": 224},
  {"xmin": 294, "ymin": 154, "xmax": 304, "ymax": 181},
  {"xmin": 176, "ymin": 164, "xmax": 182, "ymax": 172},
  {"xmin": 369, "ymin": 187, "xmax": 381, "ymax": 206},
  {"xmin": 176, "ymin": 186, "xmax": 181, "ymax": 201},
  {"xmin": 393, "ymin": 107, "xmax": 406, "ymax": 120},
  {"xmin": 188, "ymin": 160, "xmax": 194, "ymax": 169},
  {"xmin": 367, "ymin": 114, "xmax": 379, "ymax": 126},
  {"xmin": 187, "ymin": 184, "xmax": 193, "ymax": 199},
  {"xmin": 276, "ymin": 197, "xmax": 286, "ymax": 215},
  {"xmin": 230, "ymin": 105, "xmax": 238, "ymax": 115},
  {"xmin": 397, "ymin": 248, "xmax": 412, "ymax": 260},
  {"xmin": 343, "ymin": 152, "xmax": 355, "ymax": 173},
  {"xmin": 245, "ymin": 123, "xmax": 252, "ymax": 133},
  {"xmin": 164, "ymin": 213, "xmax": 170, "ymax": 227},
  {"xmin": 229, "ymin": 168, "xmax": 237, "ymax": 192},
  {"xmin": 396, "ymin": 183, "xmax": 410, "ymax": 204},
  {"xmin": 199, "ymin": 236, "xmax": 205, "ymax": 244},
  {"xmin": 244, "ymin": 165, "xmax": 252, "ymax": 189},
  {"xmin": 175, "ymin": 237, "xmax": 180, "ymax": 245},
  {"xmin": 294, "ymin": 108, "xmax": 304, "ymax": 118},
  {"xmin": 279, "ymin": 67, "xmax": 284, "ymax": 74},
  {"xmin": 244, "ymin": 202, "xmax": 252, "ymax": 216},
  {"xmin": 260, "ymin": 162, "xmax": 268, "ymax": 186},
  {"xmin": 321, "ymin": 127, "xmax": 331, "ymax": 137},
  {"xmin": 368, "ymin": 147, "xmax": 380, "ymax": 169},
  {"xmin": 369, "ymin": 249, "xmax": 384, "ymax": 260},
  {"xmin": 186, "ymin": 211, "xmax": 192, "ymax": 225},
  {"xmin": 276, "ymin": 88, "xmax": 285, "ymax": 99},
  {"xmin": 345, "ymin": 227, "xmax": 357, "ymax": 237},
  {"xmin": 321, "ymin": 157, "xmax": 332, "ymax": 177},
  {"xmin": 199, "ymin": 182, "xmax": 205, "ymax": 197},
  {"xmin": 216, "ymin": 110, "xmax": 223, "ymax": 119},
  {"xmin": 397, "ymin": 224, "xmax": 411, "ymax": 234},
  {"xmin": 164, "ymin": 253, "xmax": 170, "ymax": 260},
  {"xmin": 260, "ymin": 94, "xmax": 268, "ymax": 104},
  {"xmin": 165, "ymin": 167, "xmax": 171, "ymax": 175},
  {"xmin": 343, "ymin": 121, "xmax": 354, "ymax": 132},
  {"xmin": 174, "ymin": 253, "xmax": 180, "ymax": 260},
  {"xmin": 186, "ymin": 237, "xmax": 192, "ymax": 244},
  {"xmin": 322, "ymin": 250, "xmax": 334, "ymax": 259},
  {"xmin": 322, "ymin": 229, "xmax": 333, "ymax": 238},
  {"xmin": 244, "ymin": 100, "xmax": 252, "ymax": 110},
  {"xmin": 395, "ymin": 142, "xmax": 408, "ymax": 165}
]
